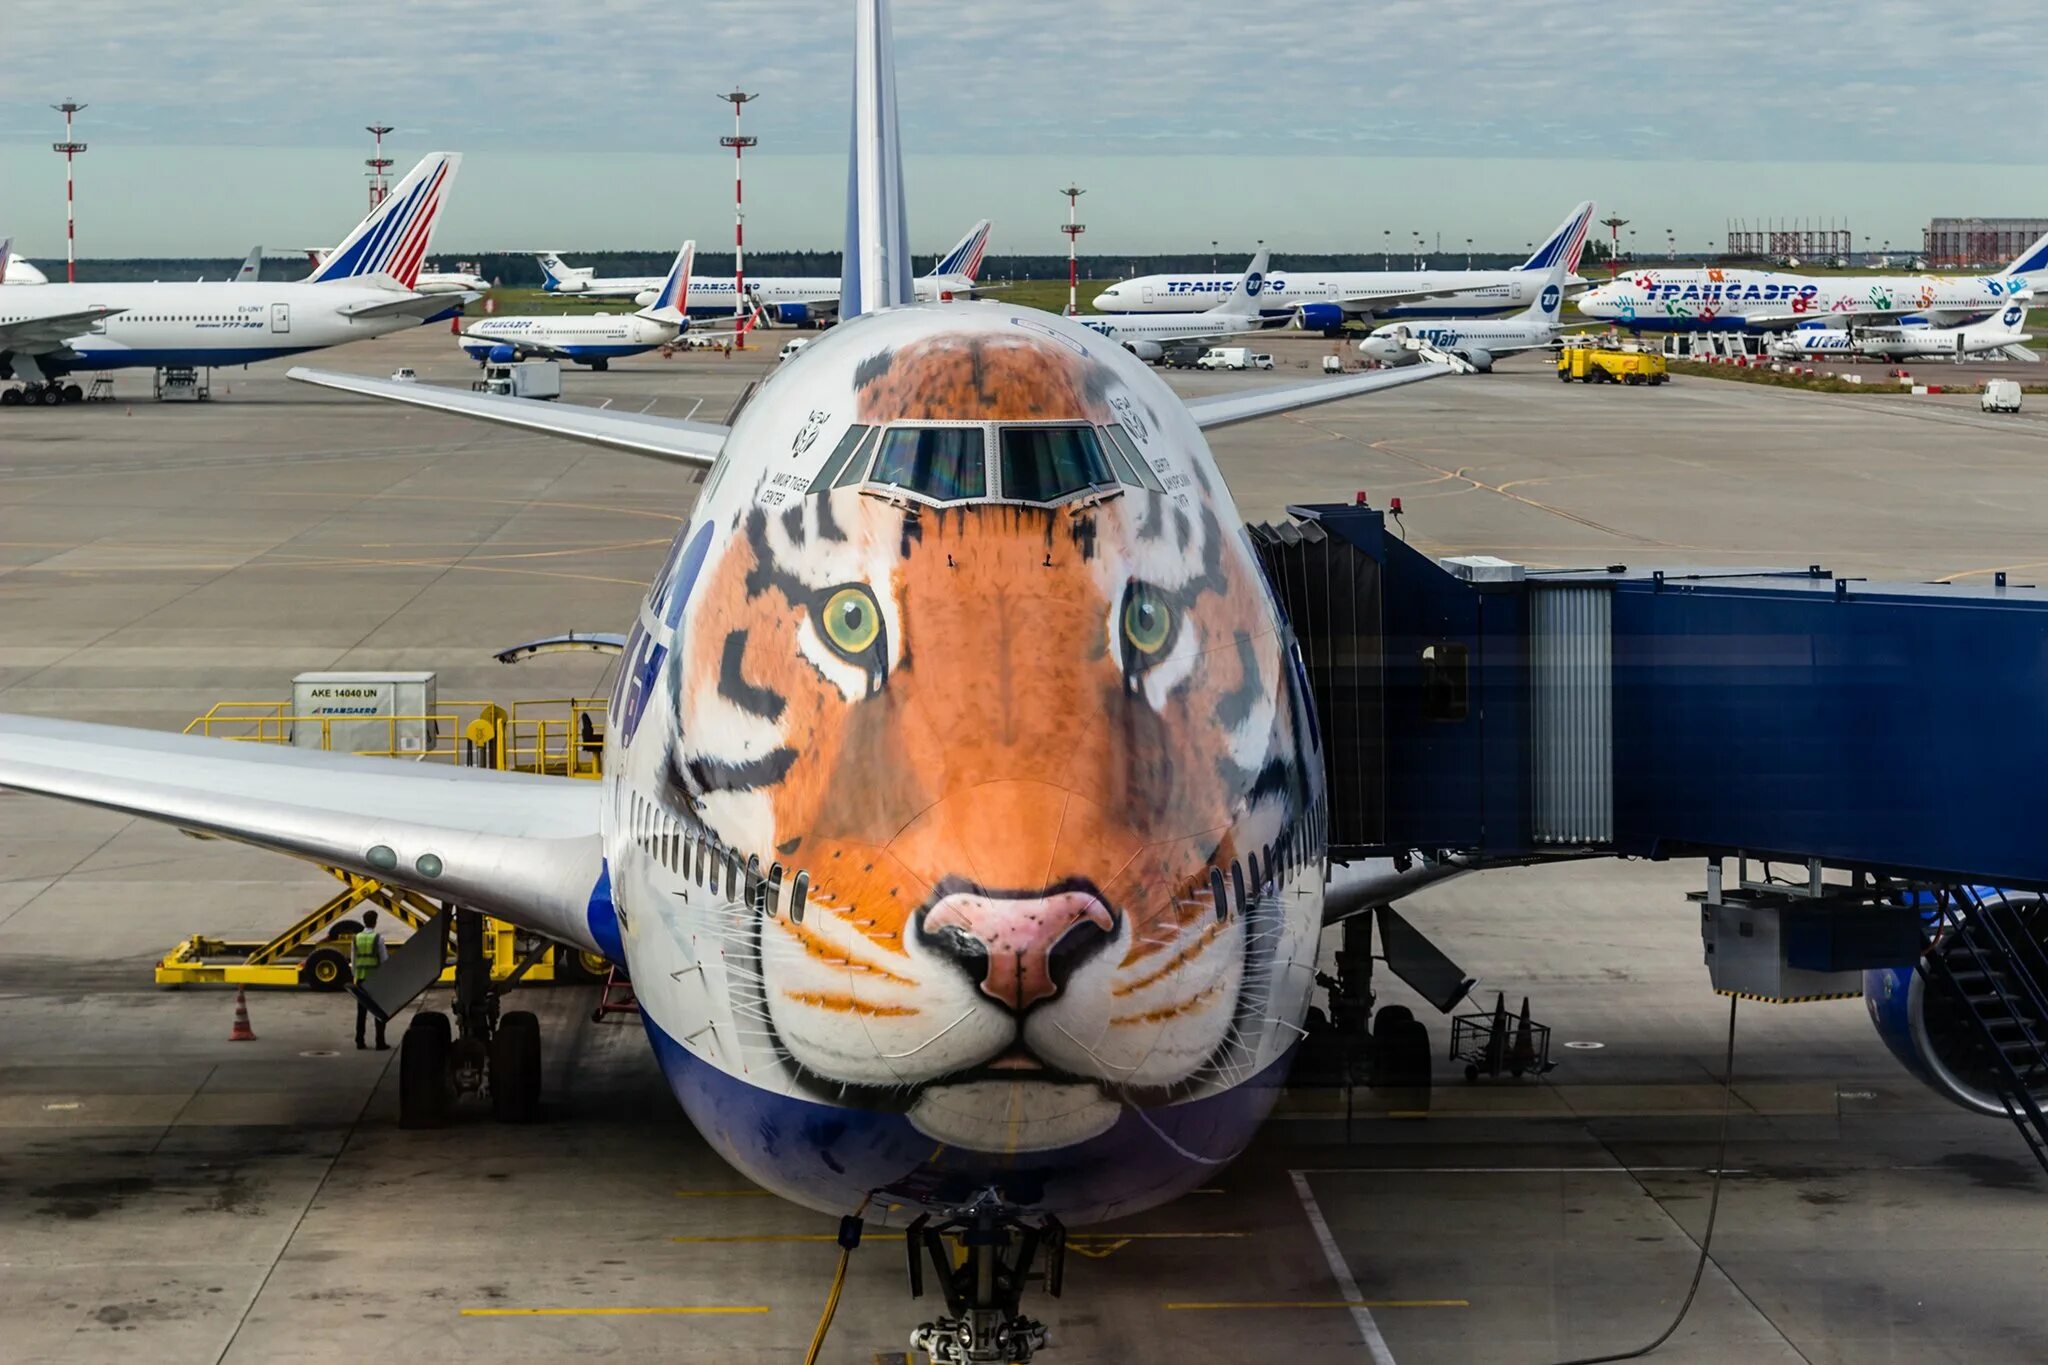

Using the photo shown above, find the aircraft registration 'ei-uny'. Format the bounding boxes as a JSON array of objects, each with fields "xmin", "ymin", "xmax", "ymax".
[{"xmin": 0, "ymin": 0, "xmax": 1458, "ymax": 1353}]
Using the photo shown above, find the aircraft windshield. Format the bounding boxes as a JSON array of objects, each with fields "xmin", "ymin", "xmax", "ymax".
[
  {"xmin": 998, "ymin": 426, "xmax": 1115, "ymax": 502},
  {"xmin": 870, "ymin": 426, "xmax": 988, "ymax": 501}
]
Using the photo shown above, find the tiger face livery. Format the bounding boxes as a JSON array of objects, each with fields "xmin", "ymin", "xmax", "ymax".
[{"xmin": 616, "ymin": 310, "xmax": 1324, "ymax": 1168}]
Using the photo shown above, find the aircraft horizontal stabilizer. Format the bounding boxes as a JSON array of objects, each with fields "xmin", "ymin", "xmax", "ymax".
[
  {"xmin": 288, "ymin": 367, "xmax": 729, "ymax": 467},
  {"xmin": 0, "ymin": 713, "xmax": 603, "ymax": 950},
  {"xmin": 1181, "ymin": 362, "xmax": 1451, "ymax": 431}
]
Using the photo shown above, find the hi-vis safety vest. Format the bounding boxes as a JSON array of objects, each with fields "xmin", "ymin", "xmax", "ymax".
[{"xmin": 353, "ymin": 930, "xmax": 382, "ymax": 981}]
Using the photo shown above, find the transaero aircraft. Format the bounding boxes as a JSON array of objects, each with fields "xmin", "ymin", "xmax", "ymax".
[
  {"xmin": 0, "ymin": 154, "xmax": 467, "ymax": 406},
  {"xmin": 534, "ymin": 217, "xmax": 996, "ymax": 326},
  {"xmin": 1578, "ymin": 231, "xmax": 2048, "ymax": 334},
  {"xmin": 1091, "ymin": 201, "xmax": 1595, "ymax": 332},
  {"xmin": 0, "ymin": 1, "xmax": 1457, "ymax": 1356},
  {"xmin": 1075, "ymin": 249, "xmax": 1283, "ymax": 360},
  {"xmin": 1358, "ymin": 249, "xmax": 1573, "ymax": 372},
  {"xmin": 460, "ymin": 240, "xmax": 707, "ymax": 368}
]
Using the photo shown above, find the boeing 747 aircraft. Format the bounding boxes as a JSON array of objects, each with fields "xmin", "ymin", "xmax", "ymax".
[
  {"xmin": 0, "ymin": 2, "xmax": 1457, "ymax": 1356},
  {"xmin": 0, "ymin": 154, "xmax": 467, "ymax": 406}
]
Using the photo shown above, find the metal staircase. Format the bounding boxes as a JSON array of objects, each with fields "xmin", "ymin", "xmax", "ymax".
[{"xmin": 1920, "ymin": 889, "xmax": 2048, "ymax": 1173}]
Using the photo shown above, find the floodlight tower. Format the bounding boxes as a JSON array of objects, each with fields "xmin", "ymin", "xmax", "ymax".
[
  {"xmin": 365, "ymin": 123, "xmax": 395, "ymax": 211},
  {"xmin": 718, "ymin": 89, "xmax": 759, "ymax": 348},
  {"xmin": 1059, "ymin": 185, "xmax": 1086, "ymax": 316},
  {"xmin": 1600, "ymin": 214, "xmax": 1629, "ymax": 271},
  {"xmin": 50, "ymin": 101, "xmax": 88, "ymax": 283}
]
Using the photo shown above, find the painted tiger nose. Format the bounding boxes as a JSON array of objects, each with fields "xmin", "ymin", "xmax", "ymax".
[{"xmin": 922, "ymin": 890, "xmax": 1115, "ymax": 1010}]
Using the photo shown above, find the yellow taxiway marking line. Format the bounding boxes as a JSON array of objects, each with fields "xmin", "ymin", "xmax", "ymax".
[
  {"xmin": 1165, "ymin": 1299, "xmax": 1469, "ymax": 1311},
  {"xmin": 461, "ymin": 1306, "xmax": 769, "ymax": 1317}
]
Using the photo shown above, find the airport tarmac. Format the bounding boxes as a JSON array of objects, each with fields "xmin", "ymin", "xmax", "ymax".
[{"xmin": 2, "ymin": 327, "xmax": 2045, "ymax": 1364}]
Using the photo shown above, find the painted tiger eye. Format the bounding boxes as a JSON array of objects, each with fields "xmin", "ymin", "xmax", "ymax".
[
  {"xmin": 1122, "ymin": 587, "xmax": 1172, "ymax": 657},
  {"xmin": 821, "ymin": 586, "xmax": 881, "ymax": 656}
]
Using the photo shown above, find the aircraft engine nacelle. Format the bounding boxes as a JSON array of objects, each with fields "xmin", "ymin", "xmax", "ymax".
[
  {"xmin": 1865, "ymin": 896, "xmax": 2048, "ymax": 1117},
  {"xmin": 633, "ymin": 289, "xmax": 658, "ymax": 308},
  {"xmin": 769, "ymin": 303, "xmax": 814, "ymax": 327},
  {"xmin": 487, "ymin": 344, "xmax": 518, "ymax": 365},
  {"xmin": 1123, "ymin": 340, "xmax": 1165, "ymax": 363},
  {"xmin": 1458, "ymin": 347, "xmax": 1496, "ymax": 373},
  {"xmin": 1297, "ymin": 303, "xmax": 1349, "ymax": 336},
  {"xmin": 547, "ymin": 278, "xmax": 588, "ymax": 294}
]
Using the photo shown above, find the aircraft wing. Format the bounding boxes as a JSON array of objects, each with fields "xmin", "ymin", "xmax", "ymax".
[
  {"xmin": 0, "ymin": 307, "xmax": 125, "ymax": 353},
  {"xmin": 287, "ymin": 367, "xmax": 729, "ymax": 467},
  {"xmin": 1323, "ymin": 286, "xmax": 1508, "ymax": 314},
  {"xmin": 458, "ymin": 330, "xmax": 577, "ymax": 361},
  {"xmin": 0, "ymin": 713, "xmax": 606, "ymax": 951},
  {"xmin": 1182, "ymin": 361, "xmax": 1453, "ymax": 431}
]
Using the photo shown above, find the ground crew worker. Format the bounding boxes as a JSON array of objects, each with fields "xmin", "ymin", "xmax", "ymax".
[{"xmin": 353, "ymin": 910, "xmax": 390, "ymax": 1050}]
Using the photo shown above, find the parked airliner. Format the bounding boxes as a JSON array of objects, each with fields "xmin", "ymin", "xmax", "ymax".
[
  {"xmin": 1767, "ymin": 303, "xmax": 2037, "ymax": 363},
  {"xmin": 0, "ymin": 2, "xmax": 1456, "ymax": 1356},
  {"xmin": 460, "ymin": 241, "xmax": 705, "ymax": 367},
  {"xmin": 1075, "ymin": 250, "xmax": 1280, "ymax": 360},
  {"xmin": 1359, "ymin": 249, "xmax": 1573, "ymax": 371},
  {"xmin": 0, "ymin": 154, "xmax": 467, "ymax": 405},
  {"xmin": 1091, "ymin": 202, "xmax": 1595, "ymax": 332}
]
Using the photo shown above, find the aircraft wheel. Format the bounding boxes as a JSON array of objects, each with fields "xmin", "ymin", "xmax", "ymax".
[
  {"xmin": 490, "ymin": 1011, "xmax": 542, "ymax": 1123},
  {"xmin": 399, "ymin": 1012, "xmax": 453, "ymax": 1129},
  {"xmin": 299, "ymin": 947, "xmax": 352, "ymax": 991},
  {"xmin": 554, "ymin": 945, "xmax": 610, "ymax": 984},
  {"xmin": 62, "ymin": 383, "xmax": 84, "ymax": 403},
  {"xmin": 0, "ymin": 389, "xmax": 19, "ymax": 406},
  {"xmin": 590, "ymin": 359, "xmax": 610, "ymax": 372},
  {"xmin": 38, "ymin": 385, "xmax": 62, "ymax": 406}
]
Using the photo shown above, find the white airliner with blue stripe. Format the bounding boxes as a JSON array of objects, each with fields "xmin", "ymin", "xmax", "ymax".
[
  {"xmin": 1092, "ymin": 202, "xmax": 1595, "ymax": 332},
  {"xmin": 534, "ymin": 218, "xmax": 995, "ymax": 326},
  {"xmin": 460, "ymin": 241, "xmax": 717, "ymax": 368},
  {"xmin": 0, "ymin": 154, "xmax": 468, "ymax": 405}
]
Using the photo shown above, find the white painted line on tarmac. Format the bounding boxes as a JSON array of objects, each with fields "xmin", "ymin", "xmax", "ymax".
[{"xmin": 1289, "ymin": 1170, "xmax": 1395, "ymax": 1365}]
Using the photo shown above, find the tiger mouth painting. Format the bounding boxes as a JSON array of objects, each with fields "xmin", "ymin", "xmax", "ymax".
[{"xmin": 660, "ymin": 325, "xmax": 1320, "ymax": 1152}]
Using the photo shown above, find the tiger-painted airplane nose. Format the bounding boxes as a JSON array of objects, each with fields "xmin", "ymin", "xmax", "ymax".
[{"xmin": 921, "ymin": 887, "xmax": 1116, "ymax": 1010}]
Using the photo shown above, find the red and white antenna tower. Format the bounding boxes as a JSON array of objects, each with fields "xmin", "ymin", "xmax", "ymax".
[
  {"xmin": 718, "ymin": 89, "xmax": 759, "ymax": 349},
  {"xmin": 365, "ymin": 124, "xmax": 395, "ymax": 211},
  {"xmin": 1058, "ymin": 185, "xmax": 1086, "ymax": 317},
  {"xmin": 50, "ymin": 101, "xmax": 88, "ymax": 283}
]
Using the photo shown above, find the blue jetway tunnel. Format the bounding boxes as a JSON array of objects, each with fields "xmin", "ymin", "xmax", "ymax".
[{"xmin": 1249, "ymin": 503, "xmax": 2048, "ymax": 1161}]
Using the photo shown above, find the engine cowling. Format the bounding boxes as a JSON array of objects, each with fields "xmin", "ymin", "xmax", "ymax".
[
  {"xmin": 770, "ymin": 303, "xmax": 813, "ymax": 327},
  {"xmin": 546, "ymin": 278, "xmax": 588, "ymax": 294},
  {"xmin": 1297, "ymin": 303, "xmax": 1349, "ymax": 336},
  {"xmin": 486, "ymin": 344, "xmax": 518, "ymax": 365},
  {"xmin": 1123, "ymin": 340, "xmax": 1164, "ymax": 363},
  {"xmin": 1866, "ymin": 895, "xmax": 2048, "ymax": 1116},
  {"xmin": 1458, "ymin": 347, "xmax": 1496, "ymax": 373}
]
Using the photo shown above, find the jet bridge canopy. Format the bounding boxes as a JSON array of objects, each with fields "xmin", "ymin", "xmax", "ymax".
[{"xmin": 1249, "ymin": 503, "xmax": 2048, "ymax": 894}]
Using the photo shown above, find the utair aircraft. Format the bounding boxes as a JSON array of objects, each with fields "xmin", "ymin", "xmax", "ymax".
[
  {"xmin": 1074, "ymin": 249, "xmax": 1281, "ymax": 361},
  {"xmin": 1577, "ymin": 231, "xmax": 2048, "ymax": 333},
  {"xmin": 534, "ymin": 217, "xmax": 996, "ymax": 324},
  {"xmin": 1359, "ymin": 247, "xmax": 1574, "ymax": 371},
  {"xmin": 459, "ymin": 241, "xmax": 739, "ymax": 369},
  {"xmin": 1768, "ymin": 303, "xmax": 2037, "ymax": 363},
  {"xmin": 0, "ymin": 154, "xmax": 467, "ymax": 406},
  {"xmin": 0, "ymin": 2, "xmax": 1459, "ymax": 1358},
  {"xmin": 1091, "ymin": 201, "xmax": 1596, "ymax": 333}
]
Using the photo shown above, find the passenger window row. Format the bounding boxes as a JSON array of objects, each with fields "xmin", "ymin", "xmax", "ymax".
[
  {"xmin": 625, "ymin": 791, "xmax": 811, "ymax": 922},
  {"xmin": 1202, "ymin": 799, "xmax": 1329, "ymax": 923},
  {"xmin": 809, "ymin": 421, "xmax": 1165, "ymax": 505}
]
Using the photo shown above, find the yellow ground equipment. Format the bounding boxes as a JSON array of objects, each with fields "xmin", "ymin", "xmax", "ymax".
[
  {"xmin": 157, "ymin": 695, "xmax": 612, "ymax": 989},
  {"xmin": 1558, "ymin": 345, "xmax": 1669, "ymax": 385}
]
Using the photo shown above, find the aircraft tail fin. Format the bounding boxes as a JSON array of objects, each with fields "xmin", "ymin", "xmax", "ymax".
[
  {"xmin": 308, "ymin": 153, "xmax": 461, "ymax": 291},
  {"xmin": 638, "ymin": 241, "xmax": 695, "ymax": 324},
  {"xmin": 930, "ymin": 218, "xmax": 993, "ymax": 281},
  {"xmin": 1210, "ymin": 250, "xmax": 1272, "ymax": 317},
  {"xmin": 235, "ymin": 246, "xmax": 263, "ymax": 283},
  {"xmin": 1519, "ymin": 247, "xmax": 1571, "ymax": 324},
  {"xmin": 2002, "ymin": 230, "xmax": 2048, "ymax": 277},
  {"xmin": 839, "ymin": 0, "xmax": 913, "ymax": 319},
  {"xmin": 1995, "ymin": 302, "xmax": 2031, "ymax": 336},
  {"xmin": 1520, "ymin": 201, "xmax": 1595, "ymax": 274},
  {"xmin": 534, "ymin": 252, "xmax": 587, "ymax": 291}
]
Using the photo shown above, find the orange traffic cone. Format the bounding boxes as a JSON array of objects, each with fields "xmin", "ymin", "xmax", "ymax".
[{"xmin": 229, "ymin": 986, "xmax": 257, "ymax": 1042}]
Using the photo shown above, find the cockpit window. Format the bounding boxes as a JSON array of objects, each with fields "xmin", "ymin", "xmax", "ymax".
[
  {"xmin": 871, "ymin": 426, "xmax": 987, "ymax": 501},
  {"xmin": 813, "ymin": 424, "xmax": 873, "ymax": 489},
  {"xmin": 998, "ymin": 426, "xmax": 1115, "ymax": 503},
  {"xmin": 1100, "ymin": 423, "xmax": 1164, "ymax": 492}
]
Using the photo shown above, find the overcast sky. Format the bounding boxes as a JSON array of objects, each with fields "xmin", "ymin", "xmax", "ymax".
[{"xmin": 2, "ymin": 1, "xmax": 2043, "ymax": 259}]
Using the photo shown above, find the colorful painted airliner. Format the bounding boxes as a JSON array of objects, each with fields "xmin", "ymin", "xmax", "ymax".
[
  {"xmin": 0, "ymin": 154, "xmax": 467, "ymax": 406},
  {"xmin": 534, "ymin": 217, "xmax": 996, "ymax": 325},
  {"xmin": 1091, "ymin": 201, "xmax": 1596, "ymax": 332},
  {"xmin": 1577, "ymin": 232, "xmax": 2048, "ymax": 334},
  {"xmin": 0, "ymin": 4, "xmax": 1455, "ymax": 1357}
]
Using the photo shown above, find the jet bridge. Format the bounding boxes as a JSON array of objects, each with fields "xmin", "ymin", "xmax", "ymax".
[{"xmin": 1250, "ymin": 502, "xmax": 2048, "ymax": 1164}]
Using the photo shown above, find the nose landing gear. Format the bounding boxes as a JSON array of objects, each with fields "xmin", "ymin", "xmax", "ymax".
[{"xmin": 906, "ymin": 1192, "xmax": 1064, "ymax": 1364}]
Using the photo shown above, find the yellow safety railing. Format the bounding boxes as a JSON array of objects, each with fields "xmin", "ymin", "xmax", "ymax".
[{"xmin": 184, "ymin": 697, "xmax": 607, "ymax": 779}]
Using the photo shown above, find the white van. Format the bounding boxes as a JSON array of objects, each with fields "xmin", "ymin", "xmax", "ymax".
[
  {"xmin": 779, "ymin": 338, "xmax": 811, "ymax": 363},
  {"xmin": 1197, "ymin": 347, "xmax": 1252, "ymax": 371},
  {"xmin": 1982, "ymin": 379, "xmax": 2022, "ymax": 413},
  {"xmin": 1249, "ymin": 353, "xmax": 1275, "ymax": 370}
]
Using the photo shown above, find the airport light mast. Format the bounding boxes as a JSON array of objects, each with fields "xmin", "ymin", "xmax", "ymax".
[
  {"xmin": 50, "ymin": 101, "xmax": 87, "ymax": 283},
  {"xmin": 365, "ymin": 124, "xmax": 395, "ymax": 211},
  {"xmin": 1600, "ymin": 214, "xmax": 1629, "ymax": 272},
  {"xmin": 718, "ymin": 89, "xmax": 759, "ymax": 349},
  {"xmin": 1059, "ymin": 185, "xmax": 1086, "ymax": 317}
]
